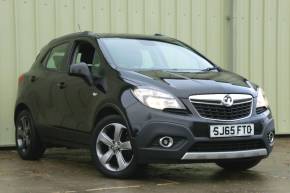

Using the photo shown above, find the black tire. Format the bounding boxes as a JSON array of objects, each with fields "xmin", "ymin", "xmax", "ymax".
[
  {"xmin": 91, "ymin": 115, "xmax": 138, "ymax": 178},
  {"xmin": 15, "ymin": 110, "xmax": 45, "ymax": 160},
  {"xmin": 216, "ymin": 158, "xmax": 262, "ymax": 171}
]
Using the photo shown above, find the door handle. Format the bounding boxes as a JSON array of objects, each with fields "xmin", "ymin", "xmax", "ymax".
[
  {"xmin": 56, "ymin": 82, "xmax": 66, "ymax": 89},
  {"xmin": 30, "ymin": 75, "xmax": 37, "ymax": 82}
]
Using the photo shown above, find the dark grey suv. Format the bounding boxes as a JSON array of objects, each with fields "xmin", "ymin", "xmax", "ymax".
[{"xmin": 15, "ymin": 32, "xmax": 275, "ymax": 178}]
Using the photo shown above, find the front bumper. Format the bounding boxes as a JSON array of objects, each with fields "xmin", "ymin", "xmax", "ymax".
[{"xmin": 122, "ymin": 92, "xmax": 275, "ymax": 164}]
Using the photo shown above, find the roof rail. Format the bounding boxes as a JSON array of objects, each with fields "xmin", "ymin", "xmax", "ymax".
[
  {"xmin": 81, "ymin": 31, "xmax": 92, "ymax": 35},
  {"xmin": 154, "ymin": 33, "xmax": 164, "ymax": 36}
]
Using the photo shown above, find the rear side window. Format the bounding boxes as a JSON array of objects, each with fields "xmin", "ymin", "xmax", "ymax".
[{"xmin": 46, "ymin": 43, "xmax": 70, "ymax": 72}]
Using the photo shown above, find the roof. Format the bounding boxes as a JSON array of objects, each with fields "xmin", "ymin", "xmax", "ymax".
[{"xmin": 49, "ymin": 31, "xmax": 178, "ymax": 45}]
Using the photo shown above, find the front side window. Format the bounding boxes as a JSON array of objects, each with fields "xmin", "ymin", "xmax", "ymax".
[
  {"xmin": 46, "ymin": 43, "xmax": 70, "ymax": 72},
  {"xmin": 91, "ymin": 51, "xmax": 102, "ymax": 77},
  {"xmin": 72, "ymin": 41, "xmax": 102, "ymax": 77},
  {"xmin": 100, "ymin": 38, "xmax": 213, "ymax": 71}
]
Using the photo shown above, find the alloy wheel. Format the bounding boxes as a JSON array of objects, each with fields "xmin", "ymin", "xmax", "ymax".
[
  {"xmin": 96, "ymin": 123, "xmax": 133, "ymax": 172},
  {"xmin": 16, "ymin": 116, "xmax": 31, "ymax": 152}
]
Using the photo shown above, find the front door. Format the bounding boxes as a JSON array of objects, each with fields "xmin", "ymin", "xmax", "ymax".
[{"xmin": 58, "ymin": 39, "xmax": 106, "ymax": 136}]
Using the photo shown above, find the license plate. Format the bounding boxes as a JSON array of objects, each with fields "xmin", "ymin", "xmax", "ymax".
[{"xmin": 210, "ymin": 124, "xmax": 254, "ymax": 138}]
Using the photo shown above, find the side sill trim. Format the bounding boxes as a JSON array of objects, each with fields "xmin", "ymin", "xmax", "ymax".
[{"xmin": 181, "ymin": 148, "xmax": 268, "ymax": 160}]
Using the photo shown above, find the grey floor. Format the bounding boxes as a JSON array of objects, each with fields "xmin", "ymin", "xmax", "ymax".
[{"xmin": 0, "ymin": 138, "xmax": 289, "ymax": 193}]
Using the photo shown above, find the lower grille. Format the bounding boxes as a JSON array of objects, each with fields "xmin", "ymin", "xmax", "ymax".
[{"xmin": 189, "ymin": 140, "xmax": 265, "ymax": 152}]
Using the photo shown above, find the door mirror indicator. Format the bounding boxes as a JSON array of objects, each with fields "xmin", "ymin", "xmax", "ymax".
[{"xmin": 69, "ymin": 62, "xmax": 93, "ymax": 85}]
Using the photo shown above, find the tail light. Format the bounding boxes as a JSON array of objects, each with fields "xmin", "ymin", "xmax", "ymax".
[{"xmin": 18, "ymin": 74, "xmax": 25, "ymax": 85}]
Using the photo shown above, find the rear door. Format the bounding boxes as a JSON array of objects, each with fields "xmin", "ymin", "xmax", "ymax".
[{"xmin": 37, "ymin": 42, "xmax": 72, "ymax": 139}]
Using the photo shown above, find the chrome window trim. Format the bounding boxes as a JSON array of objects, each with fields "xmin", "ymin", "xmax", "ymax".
[{"xmin": 189, "ymin": 94, "xmax": 254, "ymax": 122}]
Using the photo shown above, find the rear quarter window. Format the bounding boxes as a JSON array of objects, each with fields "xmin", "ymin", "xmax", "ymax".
[{"xmin": 45, "ymin": 43, "xmax": 70, "ymax": 72}]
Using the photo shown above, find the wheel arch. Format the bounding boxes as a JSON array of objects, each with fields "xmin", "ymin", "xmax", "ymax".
[
  {"xmin": 14, "ymin": 103, "xmax": 31, "ymax": 124},
  {"xmin": 93, "ymin": 103, "xmax": 131, "ymax": 133}
]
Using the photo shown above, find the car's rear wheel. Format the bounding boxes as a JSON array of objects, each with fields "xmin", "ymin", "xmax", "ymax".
[
  {"xmin": 15, "ymin": 110, "xmax": 45, "ymax": 160},
  {"xmin": 91, "ymin": 115, "xmax": 138, "ymax": 178},
  {"xmin": 216, "ymin": 158, "xmax": 262, "ymax": 171}
]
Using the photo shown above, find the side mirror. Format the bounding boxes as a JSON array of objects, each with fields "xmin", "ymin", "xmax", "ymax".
[{"xmin": 69, "ymin": 62, "xmax": 93, "ymax": 85}]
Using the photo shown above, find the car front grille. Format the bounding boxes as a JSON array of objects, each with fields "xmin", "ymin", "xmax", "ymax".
[
  {"xmin": 189, "ymin": 140, "xmax": 265, "ymax": 152},
  {"xmin": 189, "ymin": 94, "xmax": 253, "ymax": 120},
  {"xmin": 193, "ymin": 102, "xmax": 252, "ymax": 120}
]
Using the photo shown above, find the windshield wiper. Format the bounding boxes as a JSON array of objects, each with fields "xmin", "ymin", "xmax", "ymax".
[
  {"xmin": 202, "ymin": 66, "xmax": 219, "ymax": 72},
  {"xmin": 164, "ymin": 69, "xmax": 202, "ymax": 72}
]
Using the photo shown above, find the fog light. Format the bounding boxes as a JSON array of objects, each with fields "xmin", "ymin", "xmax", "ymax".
[
  {"xmin": 159, "ymin": 136, "xmax": 173, "ymax": 148},
  {"xmin": 267, "ymin": 131, "xmax": 275, "ymax": 144}
]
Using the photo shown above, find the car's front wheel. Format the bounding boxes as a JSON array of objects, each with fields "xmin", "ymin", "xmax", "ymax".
[
  {"xmin": 91, "ymin": 115, "xmax": 138, "ymax": 178},
  {"xmin": 216, "ymin": 158, "xmax": 262, "ymax": 171},
  {"xmin": 15, "ymin": 110, "xmax": 45, "ymax": 160}
]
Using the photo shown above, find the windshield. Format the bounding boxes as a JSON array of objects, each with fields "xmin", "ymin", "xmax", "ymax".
[{"xmin": 100, "ymin": 38, "xmax": 214, "ymax": 71}]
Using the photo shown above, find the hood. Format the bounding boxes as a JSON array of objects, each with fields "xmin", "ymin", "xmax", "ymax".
[{"xmin": 120, "ymin": 69, "xmax": 257, "ymax": 98}]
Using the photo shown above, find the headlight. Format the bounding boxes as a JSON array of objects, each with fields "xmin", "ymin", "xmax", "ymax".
[
  {"xmin": 132, "ymin": 88, "xmax": 185, "ymax": 110},
  {"xmin": 256, "ymin": 87, "xmax": 269, "ymax": 108}
]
